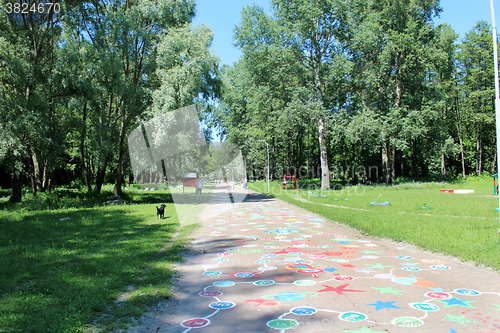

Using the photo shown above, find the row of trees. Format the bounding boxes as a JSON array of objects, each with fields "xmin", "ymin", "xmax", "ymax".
[
  {"xmin": 1, "ymin": 0, "xmax": 497, "ymax": 201},
  {"xmin": 214, "ymin": 0, "xmax": 497, "ymax": 189},
  {"xmin": 0, "ymin": 0, "xmax": 219, "ymax": 201}
]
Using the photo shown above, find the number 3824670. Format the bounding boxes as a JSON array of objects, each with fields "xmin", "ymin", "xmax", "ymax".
[{"xmin": 5, "ymin": 2, "xmax": 60, "ymax": 14}]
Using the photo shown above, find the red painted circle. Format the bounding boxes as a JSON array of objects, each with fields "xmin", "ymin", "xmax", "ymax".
[
  {"xmin": 181, "ymin": 318, "xmax": 210, "ymax": 328},
  {"xmin": 334, "ymin": 275, "xmax": 354, "ymax": 281}
]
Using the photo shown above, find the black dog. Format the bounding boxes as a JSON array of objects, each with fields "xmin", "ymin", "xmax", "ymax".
[{"xmin": 156, "ymin": 204, "xmax": 166, "ymax": 219}]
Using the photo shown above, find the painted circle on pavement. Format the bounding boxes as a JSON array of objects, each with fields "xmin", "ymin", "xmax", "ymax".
[
  {"xmin": 199, "ymin": 290, "xmax": 223, "ymax": 297},
  {"xmin": 259, "ymin": 266, "xmax": 277, "ymax": 271},
  {"xmin": 274, "ymin": 292, "xmax": 307, "ymax": 301},
  {"xmin": 455, "ymin": 288, "xmax": 481, "ymax": 296},
  {"xmin": 266, "ymin": 319, "xmax": 299, "ymax": 329},
  {"xmin": 425, "ymin": 291, "xmax": 451, "ymax": 299},
  {"xmin": 181, "ymin": 318, "xmax": 210, "ymax": 328},
  {"xmin": 203, "ymin": 271, "xmax": 222, "ymax": 276},
  {"xmin": 333, "ymin": 275, "xmax": 354, "ymax": 281},
  {"xmin": 213, "ymin": 280, "xmax": 235, "ymax": 287},
  {"xmin": 392, "ymin": 277, "xmax": 417, "ymax": 284},
  {"xmin": 402, "ymin": 267, "xmax": 420, "ymax": 271},
  {"xmin": 213, "ymin": 258, "xmax": 228, "ymax": 262},
  {"xmin": 290, "ymin": 306, "xmax": 317, "ymax": 316},
  {"xmin": 235, "ymin": 272, "xmax": 254, "ymax": 278},
  {"xmin": 294, "ymin": 280, "xmax": 316, "ymax": 286},
  {"xmin": 254, "ymin": 280, "xmax": 275, "ymax": 286},
  {"xmin": 431, "ymin": 265, "xmax": 450, "ymax": 270},
  {"xmin": 209, "ymin": 301, "xmax": 236, "ymax": 309},
  {"xmin": 409, "ymin": 303, "xmax": 440, "ymax": 311},
  {"xmin": 338, "ymin": 312, "xmax": 367, "ymax": 322},
  {"xmin": 392, "ymin": 317, "xmax": 424, "ymax": 328},
  {"xmin": 310, "ymin": 255, "xmax": 326, "ymax": 259}
]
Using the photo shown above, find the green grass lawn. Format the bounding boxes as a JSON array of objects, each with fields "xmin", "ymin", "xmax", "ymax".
[
  {"xmin": 0, "ymin": 186, "xmax": 198, "ymax": 332},
  {"xmin": 249, "ymin": 176, "xmax": 500, "ymax": 270}
]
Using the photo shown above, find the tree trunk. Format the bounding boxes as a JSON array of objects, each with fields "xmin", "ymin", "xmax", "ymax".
[
  {"xmin": 114, "ymin": 115, "xmax": 128, "ymax": 198},
  {"xmin": 31, "ymin": 151, "xmax": 41, "ymax": 194},
  {"xmin": 381, "ymin": 135, "xmax": 395, "ymax": 185},
  {"xmin": 80, "ymin": 102, "xmax": 92, "ymax": 192},
  {"xmin": 41, "ymin": 159, "xmax": 52, "ymax": 192},
  {"xmin": 441, "ymin": 150, "xmax": 446, "ymax": 177},
  {"xmin": 10, "ymin": 169, "xmax": 22, "ymax": 202},
  {"xmin": 93, "ymin": 158, "xmax": 108, "ymax": 194},
  {"xmin": 476, "ymin": 125, "xmax": 482, "ymax": 176},
  {"xmin": 456, "ymin": 123, "xmax": 466, "ymax": 179},
  {"xmin": 318, "ymin": 117, "xmax": 330, "ymax": 190}
]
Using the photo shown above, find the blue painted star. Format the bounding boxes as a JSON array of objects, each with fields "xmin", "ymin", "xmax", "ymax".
[
  {"xmin": 439, "ymin": 297, "xmax": 475, "ymax": 308},
  {"xmin": 324, "ymin": 267, "xmax": 338, "ymax": 273},
  {"xmin": 401, "ymin": 262, "xmax": 419, "ymax": 266},
  {"xmin": 366, "ymin": 300, "xmax": 402, "ymax": 311}
]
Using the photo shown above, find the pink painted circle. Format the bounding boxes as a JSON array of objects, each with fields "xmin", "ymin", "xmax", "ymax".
[
  {"xmin": 333, "ymin": 275, "xmax": 354, "ymax": 281},
  {"xmin": 180, "ymin": 318, "xmax": 210, "ymax": 328}
]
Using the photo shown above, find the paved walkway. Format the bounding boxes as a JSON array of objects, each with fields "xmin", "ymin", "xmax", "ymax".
[{"xmin": 128, "ymin": 186, "xmax": 500, "ymax": 332}]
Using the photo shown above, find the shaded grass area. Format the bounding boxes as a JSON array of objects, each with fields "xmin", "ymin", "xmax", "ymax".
[
  {"xmin": 0, "ymin": 186, "xmax": 174, "ymax": 211},
  {"xmin": 249, "ymin": 176, "xmax": 500, "ymax": 270},
  {"xmin": 0, "ymin": 194, "xmax": 197, "ymax": 332}
]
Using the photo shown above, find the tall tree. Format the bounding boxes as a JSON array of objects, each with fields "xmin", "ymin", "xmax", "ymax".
[
  {"xmin": 457, "ymin": 21, "xmax": 495, "ymax": 176},
  {"xmin": 0, "ymin": 0, "xmax": 70, "ymax": 201},
  {"xmin": 343, "ymin": 0, "xmax": 442, "ymax": 184},
  {"xmin": 68, "ymin": 0, "xmax": 197, "ymax": 196},
  {"xmin": 271, "ymin": 0, "xmax": 349, "ymax": 190}
]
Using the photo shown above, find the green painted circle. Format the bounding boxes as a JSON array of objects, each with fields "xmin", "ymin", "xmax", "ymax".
[{"xmin": 266, "ymin": 319, "xmax": 299, "ymax": 329}]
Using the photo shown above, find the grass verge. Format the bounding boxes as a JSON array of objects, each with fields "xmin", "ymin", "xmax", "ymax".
[
  {"xmin": 0, "ymin": 188, "xmax": 198, "ymax": 332},
  {"xmin": 249, "ymin": 176, "xmax": 500, "ymax": 270}
]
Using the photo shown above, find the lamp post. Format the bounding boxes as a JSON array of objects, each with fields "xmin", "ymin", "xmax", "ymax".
[
  {"xmin": 490, "ymin": 0, "xmax": 500, "ymax": 234},
  {"xmin": 258, "ymin": 140, "xmax": 270, "ymax": 192}
]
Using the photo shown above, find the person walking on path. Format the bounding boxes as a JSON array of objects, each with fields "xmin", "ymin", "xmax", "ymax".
[{"xmin": 196, "ymin": 178, "xmax": 203, "ymax": 199}]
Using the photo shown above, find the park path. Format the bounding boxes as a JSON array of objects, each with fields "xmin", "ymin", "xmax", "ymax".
[{"xmin": 127, "ymin": 185, "xmax": 500, "ymax": 333}]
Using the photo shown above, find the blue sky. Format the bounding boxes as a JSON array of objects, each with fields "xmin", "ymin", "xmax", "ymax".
[{"xmin": 194, "ymin": 0, "xmax": 499, "ymax": 67}]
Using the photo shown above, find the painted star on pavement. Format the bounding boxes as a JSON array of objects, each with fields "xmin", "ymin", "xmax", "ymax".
[
  {"xmin": 367, "ymin": 300, "xmax": 402, "ymax": 311},
  {"xmin": 365, "ymin": 263, "xmax": 395, "ymax": 270},
  {"xmin": 371, "ymin": 287, "xmax": 405, "ymax": 295},
  {"xmin": 341, "ymin": 264, "xmax": 357, "ymax": 268},
  {"xmin": 443, "ymin": 314, "xmax": 468, "ymax": 326},
  {"xmin": 343, "ymin": 328, "xmax": 386, "ymax": 333},
  {"xmin": 439, "ymin": 297, "xmax": 475, "ymax": 308},
  {"xmin": 324, "ymin": 267, "xmax": 339, "ymax": 273},
  {"xmin": 494, "ymin": 304, "xmax": 500, "ymax": 311},
  {"xmin": 401, "ymin": 262, "xmax": 419, "ymax": 266},
  {"xmin": 354, "ymin": 268, "xmax": 377, "ymax": 274},
  {"xmin": 318, "ymin": 284, "xmax": 366, "ymax": 295}
]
